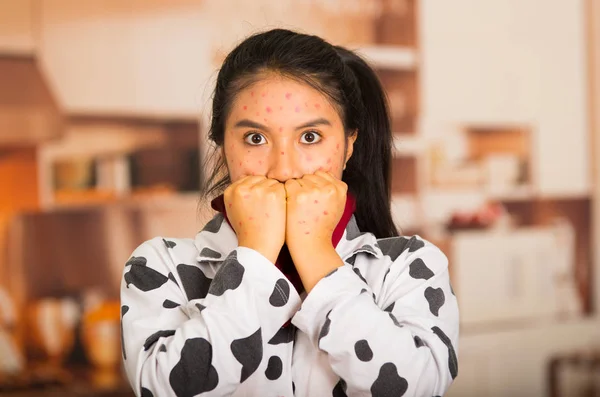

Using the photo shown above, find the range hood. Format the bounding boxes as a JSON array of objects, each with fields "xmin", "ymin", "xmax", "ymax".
[{"xmin": 0, "ymin": 55, "xmax": 63, "ymax": 147}]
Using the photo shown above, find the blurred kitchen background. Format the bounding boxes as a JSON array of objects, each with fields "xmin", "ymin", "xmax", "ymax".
[{"xmin": 0, "ymin": 0, "xmax": 599, "ymax": 396}]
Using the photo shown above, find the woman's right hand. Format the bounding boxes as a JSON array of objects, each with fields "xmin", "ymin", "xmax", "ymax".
[{"xmin": 224, "ymin": 176, "xmax": 286, "ymax": 264}]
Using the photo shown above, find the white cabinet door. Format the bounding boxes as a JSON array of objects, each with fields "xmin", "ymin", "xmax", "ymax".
[
  {"xmin": 420, "ymin": 0, "xmax": 590, "ymax": 197},
  {"xmin": 0, "ymin": 0, "xmax": 36, "ymax": 55}
]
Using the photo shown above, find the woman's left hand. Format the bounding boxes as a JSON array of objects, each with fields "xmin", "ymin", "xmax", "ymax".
[{"xmin": 284, "ymin": 171, "xmax": 347, "ymax": 291}]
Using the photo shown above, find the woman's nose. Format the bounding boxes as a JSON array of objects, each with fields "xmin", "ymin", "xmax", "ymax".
[{"xmin": 266, "ymin": 148, "xmax": 301, "ymax": 182}]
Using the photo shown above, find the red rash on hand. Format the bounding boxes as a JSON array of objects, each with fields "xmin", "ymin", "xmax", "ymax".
[
  {"xmin": 266, "ymin": 107, "xmax": 272, "ymax": 113},
  {"xmin": 285, "ymin": 93, "xmax": 292, "ymax": 99}
]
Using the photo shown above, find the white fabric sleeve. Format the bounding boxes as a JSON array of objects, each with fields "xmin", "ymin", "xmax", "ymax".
[
  {"xmin": 292, "ymin": 238, "xmax": 459, "ymax": 397},
  {"xmin": 120, "ymin": 240, "xmax": 301, "ymax": 397}
]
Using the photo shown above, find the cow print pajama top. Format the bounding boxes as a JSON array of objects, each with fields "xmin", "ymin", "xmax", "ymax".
[{"xmin": 120, "ymin": 213, "xmax": 459, "ymax": 397}]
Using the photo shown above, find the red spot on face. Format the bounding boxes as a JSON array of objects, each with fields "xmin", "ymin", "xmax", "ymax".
[
  {"xmin": 279, "ymin": 106, "xmax": 283, "ymax": 110},
  {"xmin": 261, "ymin": 92, "xmax": 266, "ymax": 97},
  {"xmin": 281, "ymin": 151, "xmax": 285, "ymax": 155},
  {"xmin": 305, "ymin": 102, "xmax": 308, "ymax": 107},
  {"xmin": 285, "ymin": 93, "xmax": 292, "ymax": 99},
  {"xmin": 256, "ymin": 112, "xmax": 260, "ymax": 116},
  {"xmin": 336, "ymin": 143, "xmax": 340, "ymax": 150},
  {"xmin": 264, "ymin": 118, "xmax": 268, "ymax": 122},
  {"xmin": 315, "ymin": 103, "xmax": 321, "ymax": 109},
  {"xmin": 327, "ymin": 158, "xmax": 331, "ymax": 164},
  {"xmin": 305, "ymin": 231, "xmax": 310, "ymax": 235},
  {"xmin": 228, "ymin": 203, "xmax": 232, "ymax": 208},
  {"xmin": 239, "ymin": 221, "xmax": 243, "ymax": 226},
  {"xmin": 266, "ymin": 106, "xmax": 272, "ymax": 113},
  {"xmin": 243, "ymin": 105, "xmax": 247, "ymax": 110},
  {"xmin": 239, "ymin": 161, "xmax": 242, "ymax": 166},
  {"xmin": 306, "ymin": 155, "xmax": 312, "ymax": 162},
  {"xmin": 314, "ymin": 200, "xmax": 319, "ymax": 204},
  {"xmin": 279, "ymin": 127, "xmax": 283, "ymax": 132},
  {"xmin": 295, "ymin": 106, "xmax": 301, "ymax": 113},
  {"xmin": 265, "ymin": 212, "xmax": 270, "ymax": 218},
  {"xmin": 258, "ymin": 160, "xmax": 262, "ymax": 165},
  {"xmin": 251, "ymin": 91, "xmax": 254, "ymax": 97},
  {"xmin": 249, "ymin": 216, "xmax": 254, "ymax": 220},
  {"xmin": 323, "ymin": 211, "xmax": 328, "ymax": 215}
]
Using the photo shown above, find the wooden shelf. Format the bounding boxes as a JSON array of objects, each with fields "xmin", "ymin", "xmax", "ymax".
[{"xmin": 354, "ymin": 45, "xmax": 417, "ymax": 70}]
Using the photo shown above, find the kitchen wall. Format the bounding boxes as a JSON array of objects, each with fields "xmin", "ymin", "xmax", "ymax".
[{"xmin": 0, "ymin": 0, "xmax": 599, "ymax": 396}]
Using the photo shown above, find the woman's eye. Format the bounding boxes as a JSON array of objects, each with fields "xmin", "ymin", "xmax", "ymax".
[
  {"xmin": 244, "ymin": 133, "xmax": 266, "ymax": 145},
  {"xmin": 300, "ymin": 131, "xmax": 321, "ymax": 144}
]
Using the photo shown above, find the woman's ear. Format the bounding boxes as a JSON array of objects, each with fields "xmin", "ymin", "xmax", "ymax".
[{"xmin": 344, "ymin": 131, "xmax": 358, "ymax": 168}]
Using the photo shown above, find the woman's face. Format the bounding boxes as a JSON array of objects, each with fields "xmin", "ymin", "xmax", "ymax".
[{"xmin": 223, "ymin": 76, "xmax": 356, "ymax": 183}]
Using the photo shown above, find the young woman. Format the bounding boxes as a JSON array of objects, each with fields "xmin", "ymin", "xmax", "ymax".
[{"xmin": 120, "ymin": 28, "xmax": 459, "ymax": 397}]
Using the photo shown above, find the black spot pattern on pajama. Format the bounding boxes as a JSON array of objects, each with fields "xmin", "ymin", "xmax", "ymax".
[
  {"xmin": 265, "ymin": 355, "xmax": 283, "ymax": 380},
  {"xmin": 169, "ymin": 337, "xmax": 219, "ymax": 396},
  {"xmin": 354, "ymin": 339, "xmax": 373, "ymax": 362},
  {"xmin": 199, "ymin": 247, "xmax": 222, "ymax": 259},
  {"xmin": 231, "ymin": 328, "xmax": 263, "ymax": 383},
  {"xmin": 120, "ymin": 305, "xmax": 129, "ymax": 360},
  {"xmin": 208, "ymin": 251, "xmax": 245, "ymax": 296},
  {"xmin": 388, "ymin": 312, "xmax": 403, "ymax": 328},
  {"xmin": 195, "ymin": 303, "xmax": 206, "ymax": 312},
  {"xmin": 378, "ymin": 237, "xmax": 409, "ymax": 261},
  {"xmin": 345, "ymin": 219, "xmax": 363, "ymax": 240},
  {"xmin": 370, "ymin": 362, "xmax": 408, "ymax": 397},
  {"xmin": 432, "ymin": 326, "xmax": 458, "ymax": 379},
  {"xmin": 159, "ymin": 344, "xmax": 167, "ymax": 353},
  {"xmin": 424, "ymin": 287, "xmax": 445, "ymax": 316},
  {"xmin": 163, "ymin": 239, "xmax": 176, "ymax": 249},
  {"xmin": 269, "ymin": 278, "xmax": 290, "ymax": 307},
  {"xmin": 332, "ymin": 378, "xmax": 348, "ymax": 397},
  {"xmin": 141, "ymin": 387, "xmax": 154, "ymax": 397},
  {"xmin": 202, "ymin": 213, "xmax": 224, "ymax": 233},
  {"xmin": 124, "ymin": 257, "xmax": 168, "ymax": 292},
  {"xmin": 414, "ymin": 335, "xmax": 425, "ymax": 348},
  {"xmin": 162, "ymin": 299, "xmax": 180, "ymax": 309},
  {"xmin": 358, "ymin": 244, "xmax": 378, "ymax": 256},
  {"xmin": 353, "ymin": 267, "xmax": 367, "ymax": 283},
  {"xmin": 268, "ymin": 326, "xmax": 295, "ymax": 345},
  {"xmin": 292, "ymin": 381, "xmax": 295, "ymax": 393},
  {"xmin": 384, "ymin": 302, "xmax": 395, "ymax": 313},
  {"xmin": 345, "ymin": 255, "xmax": 357, "ymax": 266},
  {"xmin": 144, "ymin": 330, "xmax": 176, "ymax": 351},
  {"xmin": 168, "ymin": 272, "xmax": 179, "ymax": 286},
  {"xmin": 125, "ymin": 256, "xmax": 147, "ymax": 267},
  {"xmin": 177, "ymin": 264, "xmax": 212, "ymax": 300},
  {"xmin": 318, "ymin": 310, "xmax": 333, "ymax": 345},
  {"xmin": 382, "ymin": 268, "xmax": 391, "ymax": 284},
  {"xmin": 408, "ymin": 258, "xmax": 434, "ymax": 280}
]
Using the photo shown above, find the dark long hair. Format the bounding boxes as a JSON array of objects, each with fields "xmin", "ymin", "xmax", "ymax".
[{"xmin": 202, "ymin": 29, "xmax": 398, "ymax": 238}]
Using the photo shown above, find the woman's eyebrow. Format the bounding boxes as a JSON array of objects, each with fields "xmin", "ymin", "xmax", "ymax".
[
  {"xmin": 233, "ymin": 119, "xmax": 269, "ymax": 130},
  {"xmin": 295, "ymin": 118, "xmax": 331, "ymax": 130}
]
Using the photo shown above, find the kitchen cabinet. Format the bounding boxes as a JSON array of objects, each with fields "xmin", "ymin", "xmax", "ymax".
[
  {"xmin": 0, "ymin": 0, "xmax": 36, "ymax": 56},
  {"xmin": 420, "ymin": 0, "xmax": 590, "ymax": 198},
  {"xmin": 36, "ymin": 0, "xmax": 375, "ymax": 118}
]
